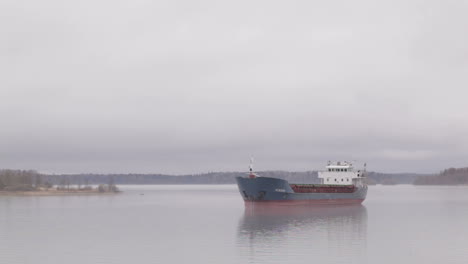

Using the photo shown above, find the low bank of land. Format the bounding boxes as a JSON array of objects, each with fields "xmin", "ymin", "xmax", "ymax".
[{"xmin": 0, "ymin": 188, "xmax": 120, "ymax": 196}]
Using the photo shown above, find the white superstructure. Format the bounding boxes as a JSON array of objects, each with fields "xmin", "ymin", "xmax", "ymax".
[{"xmin": 318, "ymin": 161, "xmax": 366, "ymax": 186}]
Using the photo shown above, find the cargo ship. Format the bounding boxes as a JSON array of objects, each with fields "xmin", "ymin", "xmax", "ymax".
[{"xmin": 235, "ymin": 161, "xmax": 367, "ymax": 206}]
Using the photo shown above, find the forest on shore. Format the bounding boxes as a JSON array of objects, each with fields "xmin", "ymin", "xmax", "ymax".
[
  {"xmin": 2, "ymin": 167, "xmax": 468, "ymax": 190},
  {"xmin": 0, "ymin": 170, "xmax": 49, "ymax": 191},
  {"xmin": 413, "ymin": 167, "xmax": 468, "ymax": 185},
  {"xmin": 0, "ymin": 169, "xmax": 118, "ymax": 193},
  {"xmin": 41, "ymin": 171, "xmax": 425, "ymax": 185}
]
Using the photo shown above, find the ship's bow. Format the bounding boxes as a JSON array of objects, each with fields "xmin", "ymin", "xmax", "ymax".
[{"xmin": 235, "ymin": 176, "xmax": 294, "ymax": 202}]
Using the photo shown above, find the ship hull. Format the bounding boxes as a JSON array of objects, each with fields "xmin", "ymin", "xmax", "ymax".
[{"xmin": 236, "ymin": 176, "xmax": 367, "ymax": 206}]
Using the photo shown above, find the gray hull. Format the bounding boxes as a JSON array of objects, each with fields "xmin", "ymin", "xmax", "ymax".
[{"xmin": 236, "ymin": 176, "xmax": 367, "ymax": 205}]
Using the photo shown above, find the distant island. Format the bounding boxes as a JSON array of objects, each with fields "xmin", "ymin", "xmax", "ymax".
[{"xmin": 0, "ymin": 169, "xmax": 120, "ymax": 195}]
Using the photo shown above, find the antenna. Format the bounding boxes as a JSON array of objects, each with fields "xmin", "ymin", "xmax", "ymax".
[{"xmin": 249, "ymin": 157, "xmax": 254, "ymax": 172}]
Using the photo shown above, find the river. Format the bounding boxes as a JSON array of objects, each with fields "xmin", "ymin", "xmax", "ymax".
[{"xmin": 1, "ymin": 185, "xmax": 467, "ymax": 264}]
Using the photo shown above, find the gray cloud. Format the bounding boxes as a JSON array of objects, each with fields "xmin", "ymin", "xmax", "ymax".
[{"xmin": 1, "ymin": 0, "xmax": 468, "ymax": 174}]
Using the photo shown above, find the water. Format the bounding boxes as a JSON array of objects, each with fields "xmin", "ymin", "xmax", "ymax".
[{"xmin": 1, "ymin": 185, "xmax": 468, "ymax": 264}]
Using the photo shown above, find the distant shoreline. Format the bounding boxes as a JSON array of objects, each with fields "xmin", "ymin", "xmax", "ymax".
[{"xmin": 0, "ymin": 190, "xmax": 120, "ymax": 196}]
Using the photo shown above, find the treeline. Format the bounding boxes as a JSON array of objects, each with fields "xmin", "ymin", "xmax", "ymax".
[
  {"xmin": 414, "ymin": 167, "xmax": 468, "ymax": 185},
  {"xmin": 43, "ymin": 171, "xmax": 426, "ymax": 185},
  {"xmin": 0, "ymin": 169, "xmax": 328, "ymax": 189},
  {"xmin": 0, "ymin": 169, "xmax": 118, "ymax": 192},
  {"xmin": 1, "ymin": 169, "xmax": 439, "ymax": 188},
  {"xmin": 365, "ymin": 172, "xmax": 428, "ymax": 185},
  {"xmin": 0, "ymin": 169, "xmax": 47, "ymax": 191},
  {"xmin": 43, "ymin": 171, "xmax": 320, "ymax": 185}
]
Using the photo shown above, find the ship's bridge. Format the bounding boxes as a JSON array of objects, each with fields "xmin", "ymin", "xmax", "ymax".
[{"xmin": 318, "ymin": 161, "xmax": 365, "ymax": 186}]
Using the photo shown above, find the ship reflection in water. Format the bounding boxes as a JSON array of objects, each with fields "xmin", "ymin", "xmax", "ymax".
[{"xmin": 237, "ymin": 205, "xmax": 368, "ymax": 263}]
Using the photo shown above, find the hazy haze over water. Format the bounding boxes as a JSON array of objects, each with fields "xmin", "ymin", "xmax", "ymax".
[{"xmin": 1, "ymin": 0, "xmax": 468, "ymax": 174}]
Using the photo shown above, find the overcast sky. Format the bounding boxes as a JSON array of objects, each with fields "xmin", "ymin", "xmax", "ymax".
[{"xmin": 1, "ymin": 0, "xmax": 468, "ymax": 174}]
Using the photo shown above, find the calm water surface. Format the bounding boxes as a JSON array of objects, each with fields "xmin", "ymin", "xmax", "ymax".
[{"xmin": 1, "ymin": 185, "xmax": 468, "ymax": 264}]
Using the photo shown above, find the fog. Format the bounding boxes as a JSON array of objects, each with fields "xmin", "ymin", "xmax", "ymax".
[{"xmin": 1, "ymin": 0, "xmax": 468, "ymax": 174}]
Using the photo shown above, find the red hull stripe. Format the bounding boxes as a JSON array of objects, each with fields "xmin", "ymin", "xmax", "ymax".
[{"xmin": 244, "ymin": 199, "xmax": 364, "ymax": 206}]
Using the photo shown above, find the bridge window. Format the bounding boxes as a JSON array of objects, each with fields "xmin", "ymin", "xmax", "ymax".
[{"xmin": 328, "ymin": 168, "xmax": 331, "ymax": 172}]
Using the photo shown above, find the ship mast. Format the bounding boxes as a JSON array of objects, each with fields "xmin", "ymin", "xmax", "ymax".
[{"xmin": 249, "ymin": 157, "xmax": 256, "ymax": 178}]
